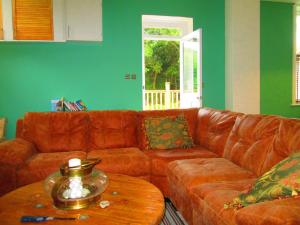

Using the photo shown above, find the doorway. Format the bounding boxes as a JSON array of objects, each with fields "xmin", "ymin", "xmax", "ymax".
[{"xmin": 142, "ymin": 15, "xmax": 202, "ymax": 110}]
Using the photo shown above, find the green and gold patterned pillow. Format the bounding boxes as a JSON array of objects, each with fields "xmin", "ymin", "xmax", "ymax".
[
  {"xmin": 144, "ymin": 114, "xmax": 194, "ymax": 150},
  {"xmin": 225, "ymin": 152, "xmax": 300, "ymax": 209}
]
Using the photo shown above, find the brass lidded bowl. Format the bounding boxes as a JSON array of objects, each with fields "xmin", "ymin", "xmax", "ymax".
[{"xmin": 44, "ymin": 158, "xmax": 108, "ymax": 210}]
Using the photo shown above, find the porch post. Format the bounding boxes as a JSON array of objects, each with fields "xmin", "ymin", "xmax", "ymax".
[{"xmin": 165, "ymin": 82, "xmax": 170, "ymax": 109}]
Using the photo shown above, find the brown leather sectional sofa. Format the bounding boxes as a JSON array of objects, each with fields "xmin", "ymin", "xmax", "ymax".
[{"xmin": 0, "ymin": 107, "xmax": 300, "ymax": 225}]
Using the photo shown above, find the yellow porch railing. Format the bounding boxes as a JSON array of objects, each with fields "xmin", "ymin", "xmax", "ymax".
[{"xmin": 143, "ymin": 89, "xmax": 180, "ymax": 110}]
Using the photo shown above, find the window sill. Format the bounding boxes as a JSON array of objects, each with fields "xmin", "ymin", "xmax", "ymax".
[{"xmin": 291, "ymin": 103, "xmax": 300, "ymax": 106}]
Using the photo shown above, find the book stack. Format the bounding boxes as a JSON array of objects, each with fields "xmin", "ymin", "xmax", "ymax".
[
  {"xmin": 53, "ymin": 98, "xmax": 87, "ymax": 112},
  {"xmin": 63, "ymin": 99, "xmax": 87, "ymax": 112}
]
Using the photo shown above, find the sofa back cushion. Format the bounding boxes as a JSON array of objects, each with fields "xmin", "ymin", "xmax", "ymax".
[
  {"xmin": 195, "ymin": 108, "xmax": 242, "ymax": 156},
  {"xmin": 23, "ymin": 112, "xmax": 89, "ymax": 153},
  {"xmin": 137, "ymin": 108, "xmax": 199, "ymax": 150},
  {"xmin": 88, "ymin": 110, "xmax": 138, "ymax": 150},
  {"xmin": 261, "ymin": 118, "xmax": 300, "ymax": 175},
  {"xmin": 223, "ymin": 114, "xmax": 284, "ymax": 176}
]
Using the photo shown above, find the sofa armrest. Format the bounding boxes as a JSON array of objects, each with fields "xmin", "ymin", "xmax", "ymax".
[
  {"xmin": 236, "ymin": 198, "xmax": 300, "ymax": 225},
  {"xmin": 0, "ymin": 138, "xmax": 36, "ymax": 168}
]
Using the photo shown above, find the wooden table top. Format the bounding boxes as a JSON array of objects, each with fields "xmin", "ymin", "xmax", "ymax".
[{"xmin": 0, "ymin": 173, "xmax": 165, "ymax": 225}]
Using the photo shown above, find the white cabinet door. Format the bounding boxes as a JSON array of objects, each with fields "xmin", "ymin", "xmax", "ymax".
[
  {"xmin": 65, "ymin": 0, "xmax": 102, "ymax": 41},
  {"xmin": 2, "ymin": 0, "xmax": 13, "ymax": 40},
  {"xmin": 53, "ymin": 0, "xmax": 66, "ymax": 42}
]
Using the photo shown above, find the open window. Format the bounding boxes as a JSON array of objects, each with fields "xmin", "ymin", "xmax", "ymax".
[{"xmin": 142, "ymin": 15, "xmax": 202, "ymax": 110}]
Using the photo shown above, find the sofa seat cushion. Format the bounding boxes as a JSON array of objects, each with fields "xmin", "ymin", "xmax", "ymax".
[
  {"xmin": 146, "ymin": 146, "xmax": 217, "ymax": 176},
  {"xmin": 191, "ymin": 179, "xmax": 256, "ymax": 201},
  {"xmin": 235, "ymin": 198, "xmax": 300, "ymax": 225},
  {"xmin": 168, "ymin": 158, "xmax": 256, "ymax": 190},
  {"xmin": 87, "ymin": 147, "xmax": 150, "ymax": 177},
  {"xmin": 191, "ymin": 179, "xmax": 255, "ymax": 225},
  {"xmin": 17, "ymin": 151, "xmax": 86, "ymax": 186},
  {"xmin": 167, "ymin": 158, "xmax": 255, "ymax": 225}
]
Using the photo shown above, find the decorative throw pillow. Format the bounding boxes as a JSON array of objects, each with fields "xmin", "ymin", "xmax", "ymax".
[
  {"xmin": 224, "ymin": 152, "xmax": 300, "ymax": 209},
  {"xmin": 144, "ymin": 114, "xmax": 194, "ymax": 150}
]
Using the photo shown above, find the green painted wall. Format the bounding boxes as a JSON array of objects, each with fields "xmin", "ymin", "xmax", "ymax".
[
  {"xmin": 261, "ymin": 2, "xmax": 300, "ymax": 117},
  {"xmin": 0, "ymin": 0, "xmax": 225, "ymax": 139}
]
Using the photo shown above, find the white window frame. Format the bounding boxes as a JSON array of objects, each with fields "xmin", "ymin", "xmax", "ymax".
[
  {"xmin": 293, "ymin": 5, "xmax": 300, "ymax": 105},
  {"xmin": 142, "ymin": 15, "xmax": 193, "ymax": 40}
]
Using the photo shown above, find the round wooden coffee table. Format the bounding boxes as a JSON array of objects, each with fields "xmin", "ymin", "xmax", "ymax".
[{"xmin": 0, "ymin": 174, "xmax": 165, "ymax": 225}]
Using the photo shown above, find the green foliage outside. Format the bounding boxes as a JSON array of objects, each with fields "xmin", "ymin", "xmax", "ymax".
[
  {"xmin": 144, "ymin": 40, "xmax": 180, "ymax": 90},
  {"xmin": 144, "ymin": 28, "xmax": 181, "ymax": 37}
]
